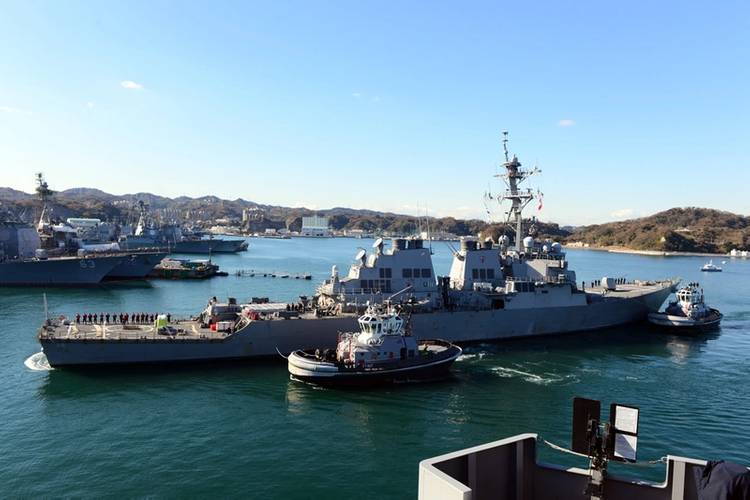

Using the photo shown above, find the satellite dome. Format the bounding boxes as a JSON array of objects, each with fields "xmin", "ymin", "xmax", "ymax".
[{"xmin": 523, "ymin": 236, "xmax": 534, "ymax": 249}]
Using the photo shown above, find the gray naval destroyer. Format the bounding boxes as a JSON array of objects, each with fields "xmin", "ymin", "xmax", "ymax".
[
  {"xmin": 119, "ymin": 202, "xmax": 248, "ymax": 254},
  {"xmin": 38, "ymin": 135, "xmax": 677, "ymax": 366},
  {"xmin": 1, "ymin": 221, "xmax": 125, "ymax": 285}
]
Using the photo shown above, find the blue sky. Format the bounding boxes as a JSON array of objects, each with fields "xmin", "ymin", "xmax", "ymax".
[{"xmin": 1, "ymin": 0, "xmax": 748, "ymax": 225}]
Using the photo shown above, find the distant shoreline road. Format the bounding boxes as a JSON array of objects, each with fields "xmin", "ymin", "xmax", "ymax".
[{"xmin": 563, "ymin": 244, "xmax": 730, "ymax": 258}]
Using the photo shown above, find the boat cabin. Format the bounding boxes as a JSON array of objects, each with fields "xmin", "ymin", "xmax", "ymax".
[{"xmin": 336, "ymin": 305, "xmax": 417, "ymax": 366}]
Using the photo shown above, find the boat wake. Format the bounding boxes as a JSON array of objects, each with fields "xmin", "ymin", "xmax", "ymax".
[
  {"xmin": 490, "ymin": 366, "xmax": 578, "ymax": 386},
  {"xmin": 456, "ymin": 352, "xmax": 488, "ymax": 362},
  {"xmin": 24, "ymin": 352, "xmax": 53, "ymax": 371}
]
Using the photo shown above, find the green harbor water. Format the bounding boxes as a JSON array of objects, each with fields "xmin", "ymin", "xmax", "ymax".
[{"xmin": 2, "ymin": 238, "xmax": 749, "ymax": 498}]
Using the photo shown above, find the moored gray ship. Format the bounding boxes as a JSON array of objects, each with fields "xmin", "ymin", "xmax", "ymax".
[
  {"xmin": 1, "ymin": 222, "xmax": 124, "ymax": 285},
  {"xmin": 37, "ymin": 134, "xmax": 676, "ymax": 367}
]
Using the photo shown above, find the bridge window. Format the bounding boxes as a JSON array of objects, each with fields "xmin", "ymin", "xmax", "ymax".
[
  {"xmin": 403, "ymin": 268, "xmax": 412, "ymax": 278},
  {"xmin": 421, "ymin": 268, "xmax": 431, "ymax": 278},
  {"xmin": 360, "ymin": 279, "xmax": 368, "ymax": 291},
  {"xmin": 379, "ymin": 267, "xmax": 393, "ymax": 278},
  {"xmin": 479, "ymin": 269, "xmax": 486, "ymax": 280},
  {"xmin": 413, "ymin": 268, "xmax": 420, "ymax": 278},
  {"xmin": 472, "ymin": 269, "xmax": 479, "ymax": 279},
  {"xmin": 487, "ymin": 268, "xmax": 495, "ymax": 279}
]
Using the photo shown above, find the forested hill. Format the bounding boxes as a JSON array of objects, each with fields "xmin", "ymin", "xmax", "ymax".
[
  {"xmin": 0, "ymin": 186, "xmax": 568, "ymax": 238},
  {"xmin": 566, "ymin": 208, "xmax": 750, "ymax": 253}
]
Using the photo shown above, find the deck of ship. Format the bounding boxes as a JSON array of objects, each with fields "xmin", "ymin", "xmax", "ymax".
[{"xmin": 38, "ymin": 320, "xmax": 229, "ymax": 341}]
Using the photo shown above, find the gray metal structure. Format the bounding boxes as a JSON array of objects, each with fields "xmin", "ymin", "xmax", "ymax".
[{"xmin": 417, "ymin": 433, "xmax": 747, "ymax": 500}]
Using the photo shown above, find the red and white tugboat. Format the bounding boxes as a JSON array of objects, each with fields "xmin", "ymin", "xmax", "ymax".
[
  {"xmin": 287, "ymin": 302, "xmax": 461, "ymax": 386},
  {"xmin": 648, "ymin": 282, "xmax": 722, "ymax": 332}
]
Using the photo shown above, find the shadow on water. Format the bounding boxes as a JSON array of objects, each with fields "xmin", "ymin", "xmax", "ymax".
[{"xmin": 36, "ymin": 358, "xmax": 286, "ymax": 400}]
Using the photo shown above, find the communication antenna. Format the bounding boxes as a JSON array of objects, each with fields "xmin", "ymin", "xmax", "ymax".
[
  {"xmin": 35, "ymin": 173, "xmax": 55, "ymax": 229},
  {"xmin": 502, "ymin": 131, "xmax": 510, "ymax": 162},
  {"xmin": 354, "ymin": 248, "xmax": 366, "ymax": 264}
]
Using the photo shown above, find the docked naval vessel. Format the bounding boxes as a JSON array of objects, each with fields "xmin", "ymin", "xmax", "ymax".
[
  {"xmin": 0, "ymin": 222, "xmax": 125, "ymax": 285},
  {"xmin": 119, "ymin": 203, "xmax": 248, "ymax": 254},
  {"xmin": 38, "ymin": 134, "xmax": 676, "ymax": 366}
]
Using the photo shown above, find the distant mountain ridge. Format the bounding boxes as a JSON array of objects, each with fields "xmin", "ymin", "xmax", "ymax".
[
  {"xmin": 1, "ymin": 186, "xmax": 746, "ymax": 252},
  {"xmin": 567, "ymin": 207, "xmax": 750, "ymax": 253}
]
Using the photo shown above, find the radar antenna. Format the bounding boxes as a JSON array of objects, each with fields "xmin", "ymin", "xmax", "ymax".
[
  {"xmin": 35, "ymin": 173, "xmax": 55, "ymax": 230},
  {"xmin": 490, "ymin": 132, "xmax": 542, "ymax": 252},
  {"xmin": 502, "ymin": 131, "xmax": 510, "ymax": 163}
]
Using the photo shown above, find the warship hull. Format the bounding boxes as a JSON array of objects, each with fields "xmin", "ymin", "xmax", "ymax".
[
  {"xmin": 105, "ymin": 252, "xmax": 167, "ymax": 279},
  {"xmin": 0, "ymin": 255, "xmax": 123, "ymax": 286},
  {"xmin": 173, "ymin": 239, "xmax": 246, "ymax": 254},
  {"xmin": 39, "ymin": 281, "xmax": 673, "ymax": 366},
  {"xmin": 120, "ymin": 238, "xmax": 246, "ymax": 254}
]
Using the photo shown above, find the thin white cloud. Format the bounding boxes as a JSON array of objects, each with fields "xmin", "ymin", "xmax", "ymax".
[
  {"xmin": 121, "ymin": 80, "xmax": 144, "ymax": 90},
  {"xmin": 86, "ymin": 101, "xmax": 95, "ymax": 109},
  {"xmin": 610, "ymin": 208, "xmax": 635, "ymax": 219},
  {"xmin": 558, "ymin": 119, "xmax": 575, "ymax": 127},
  {"xmin": 0, "ymin": 105, "xmax": 31, "ymax": 114},
  {"xmin": 351, "ymin": 92, "xmax": 361, "ymax": 98}
]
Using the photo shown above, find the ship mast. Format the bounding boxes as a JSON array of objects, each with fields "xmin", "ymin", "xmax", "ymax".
[
  {"xmin": 35, "ymin": 173, "xmax": 54, "ymax": 230},
  {"xmin": 495, "ymin": 132, "xmax": 540, "ymax": 251}
]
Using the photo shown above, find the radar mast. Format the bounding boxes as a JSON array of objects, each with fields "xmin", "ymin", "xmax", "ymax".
[
  {"xmin": 35, "ymin": 173, "xmax": 54, "ymax": 230},
  {"xmin": 494, "ymin": 132, "xmax": 541, "ymax": 252}
]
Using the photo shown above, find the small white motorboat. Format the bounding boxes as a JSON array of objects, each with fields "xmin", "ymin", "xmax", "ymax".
[
  {"xmin": 287, "ymin": 302, "xmax": 461, "ymax": 386},
  {"xmin": 648, "ymin": 283, "xmax": 722, "ymax": 332},
  {"xmin": 700, "ymin": 260, "xmax": 722, "ymax": 272}
]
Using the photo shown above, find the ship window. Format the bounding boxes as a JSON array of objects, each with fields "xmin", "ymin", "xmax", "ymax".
[
  {"xmin": 379, "ymin": 268, "xmax": 385, "ymax": 278},
  {"xmin": 472, "ymin": 269, "xmax": 479, "ymax": 279},
  {"xmin": 384, "ymin": 280, "xmax": 392, "ymax": 293},
  {"xmin": 400, "ymin": 347, "xmax": 407, "ymax": 360},
  {"xmin": 408, "ymin": 349, "xmax": 415, "ymax": 358},
  {"xmin": 385, "ymin": 268, "xmax": 392, "ymax": 278},
  {"xmin": 380, "ymin": 279, "xmax": 387, "ymax": 291},
  {"xmin": 487, "ymin": 268, "xmax": 495, "ymax": 279},
  {"xmin": 413, "ymin": 268, "xmax": 420, "ymax": 278},
  {"xmin": 479, "ymin": 269, "xmax": 487, "ymax": 280},
  {"xmin": 360, "ymin": 279, "xmax": 368, "ymax": 291},
  {"xmin": 529, "ymin": 283, "xmax": 536, "ymax": 292},
  {"xmin": 421, "ymin": 268, "xmax": 431, "ymax": 278},
  {"xmin": 403, "ymin": 268, "xmax": 412, "ymax": 278}
]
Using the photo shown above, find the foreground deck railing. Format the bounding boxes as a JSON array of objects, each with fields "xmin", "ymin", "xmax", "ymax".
[{"xmin": 418, "ymin": 433, "xmax": 727, "ymax": 500}]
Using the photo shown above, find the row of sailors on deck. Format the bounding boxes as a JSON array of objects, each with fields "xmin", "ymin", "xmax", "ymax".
[{"xmin": 75, "ymin": 313, "xmax": 171, "ymax": 324}]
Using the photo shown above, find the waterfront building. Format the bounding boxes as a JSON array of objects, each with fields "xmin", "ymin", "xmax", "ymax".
[{"xmin": 301, "ymin": 215, "xmax": 331, "ymax": 237}]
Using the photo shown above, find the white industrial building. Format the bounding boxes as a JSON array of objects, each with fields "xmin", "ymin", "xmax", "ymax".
[{"xmin": 301, "ymin": 215, "xmax": 330, "ymax": 237}]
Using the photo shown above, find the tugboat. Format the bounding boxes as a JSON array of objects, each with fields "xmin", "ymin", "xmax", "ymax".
[
  {"xmin": 700, "ymin": 260, "xmax": 722, "ymax": 272},
  {"xmin": 287, "ymin": 302, "xmax": 462, "ymax": 386},
  {"xmin": 648, "ymin": 283, "xmax": 722, "ymax": 331}
]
